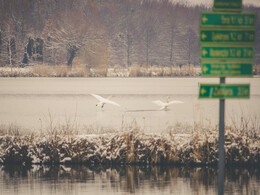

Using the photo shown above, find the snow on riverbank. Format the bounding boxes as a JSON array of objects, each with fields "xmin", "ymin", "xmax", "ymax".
[
  {"xmin": 0, "ymin": 65, "xmax": 201, "ymax": 77},
  {"xmin": 0, "ymin": 129, "xmax": 259, "ymax": 166},
  {"xmin": 1, "ymin": 64, "xmax": 260, "ymax": 77}
]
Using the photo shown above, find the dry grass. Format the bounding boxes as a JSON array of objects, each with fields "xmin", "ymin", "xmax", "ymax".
[
  {"xmin": 254, "ymin": 64, "xmax": 260, "ymax": 75},
  {"xmin": 0, "ymin": 67, "xmax": 33, "ymax": 77},
  {"xmin": 0, "ymin": 114, "xmax": 259, "ymax": 166},
  {"xmin": 228, "ymin": 114, "xmax": 260, "ymax": 139},
  {"xmin": 32, "ymin": 65, "xmax": 90, "ymax": 77},
  {"xmin": 129, "ymin": 64, "xmax": 152, "ymax": 77},
  {"xmin": 0, "ymin": 64, "xmax": 201, "ymax": 77},
  {"xmin": 32, "ymin": 65, "xmax": 55, "ymax": 76},
  {"xmin": 90, "ymin": 67, "xmax": 108, "ymax": 77},
  {"xmin": 2, "ymin": 63, "xmax": 260, "ymax": 77},
  {"xmin": 180, "ymin": 65, "xmax": 199, "ymax": 76},
  {"xmin": 129, "ymin": 64, "xmax": 200, "ymax": 77},
  {"xmin": 0, "ymin": 124, "xmax": 21, "ymax": 136}
]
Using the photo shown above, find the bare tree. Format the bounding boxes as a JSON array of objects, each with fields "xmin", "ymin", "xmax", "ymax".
[
  {"xmin": 167, "ymin": 4, "xmax": 179, "ymax": 66},
  {"xmin": 0, "ymin": 24, "xmax": 17, "ymax": 67},
  {"xmin": 137, "ymin": 1, "xmax": 158, "ymax": 67},
  {"xmin": 43, "ymin": 10, "xmax": 103, "ymax": 67},
  {"xmin": 2, "ymin": 0, "xmax": 257, "ymax": 69},
  {"xmin": 186, "ymin": 28, "xmax": 199, "ymax": 66}
]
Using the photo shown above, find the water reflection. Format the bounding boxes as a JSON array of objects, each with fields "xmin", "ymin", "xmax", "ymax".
[{"xmin": 0, "ymin": 165, "xmax": 259, "ymax": 195}]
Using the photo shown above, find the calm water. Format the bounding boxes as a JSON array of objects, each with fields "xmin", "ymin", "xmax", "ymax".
[
  {"xmin": 0, "ymin": 77, "xmax": 260, "ymax": 195},
  {"xmin": 0, "ymin": 165, "xmax": 259, "ymax": 195},
  {"xmin": 0, "ymin": 77, "xmax": 259, "ymax": 133}
]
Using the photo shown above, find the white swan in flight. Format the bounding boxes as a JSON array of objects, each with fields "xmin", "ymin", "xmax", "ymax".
[
  {"xmin": 152, "ymin": 96, "xmax": 183, "ymax": 110},
  {"xmin": 91, "ymin": 94, "xmax": 120, "ymax": 108}
]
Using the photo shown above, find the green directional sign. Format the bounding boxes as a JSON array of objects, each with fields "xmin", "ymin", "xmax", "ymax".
[
  {"xmin": 200, "ymin": 29, "xmax": 255, "ymax": 44},
  {"xmin": 199, "ymin": 84, "xmax": 250, "ymax": 99},
  {"xmin": 200, "ymin": 46, "xmax": 254, "ymax": 60},
  {"xmin": 214, "ymin": 0, "xmax": 242, "ymax": 12},
  {"xmin": 200, "ymin": 12, "xmax": 256, "ymax": 28},
  {"xmin": 201, "ymin": 62, "xmax": 253, "ymax": 77}
]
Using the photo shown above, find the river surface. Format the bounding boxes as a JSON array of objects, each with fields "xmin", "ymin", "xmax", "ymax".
[
  {"xmin": 0, "ymin": 77, "xmax": 259, "ymax": 133},
  {"xmin": 0, "ymin": 77, "xmax": 260, "ymax": 195},
  {"xmin": 0, "ymin": 166, "xmax": 260, "ymax": 195},
  {"xmin": 0, "ymin": 165, "xmax": 259, "ymax": 195}
]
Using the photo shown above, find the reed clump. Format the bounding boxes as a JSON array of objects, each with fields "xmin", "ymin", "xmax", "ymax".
[
  {"xmin": 0, "ymin": 67, "xmax": 34, "ymax": 77},
  {"xmin": 0, "ymin": 64, "xmax": 202, "ymax": 77},
  {"xmin": 3, "ymin": 64, "xmax": 260, "ymax": 77},
  {"xmin": 0, "ymin": 123, "xmax": 259, "ymax": 166},
  {"xmin": 128, "ymin": 64, "xmax": 199, "ymax": 77},
  {"xmin": 32, "ymin": 65, "xmax": 90, "ymax": 77},
  {"xmin": 254, "ymin": 64, "xmax": 260, "ymax": 75},
  {"xmin": 0, "ymin": 114, "xmax": 259, "ymax": 166}
]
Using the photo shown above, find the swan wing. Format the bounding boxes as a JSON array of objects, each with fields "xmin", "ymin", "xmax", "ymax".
[
  {"xmin": 91, "ymin": 94, "xmax": 120, "ymax": 107},
  {"xmin": 153, "ymin": 100, "xmax": 169, "ymax": 110},
  {"xmin": 168, "ymin": 100, "xmax": 184, "ymax": 105},
  {"xmin": 152, "ymin": 100, "xmax": 166, "ymax": 107},
  {"xmin": 105, "ymin": 99, "xmax": 120, "ymax": 107},
  {"xmin": 91, "ymin": 94, "xmax": 106, "ymax": 102}
]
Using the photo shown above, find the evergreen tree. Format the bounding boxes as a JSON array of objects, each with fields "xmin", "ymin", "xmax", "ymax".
[
  {"xmin": 27, "ymin": 38, "xmax": 34, "ymax": 57},
  {"xmin": 22, "ymin": 50, "xmax": 28, "ymax": 64}
]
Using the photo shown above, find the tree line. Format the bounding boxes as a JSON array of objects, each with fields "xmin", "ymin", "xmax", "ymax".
[{"xmin": 0, "ymin": 0, "xmax": 259, "ymax": 68}]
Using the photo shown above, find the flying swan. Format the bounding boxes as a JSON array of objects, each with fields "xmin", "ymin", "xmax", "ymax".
[
  {"xmin": 152, "ymin": 96, "xmax": 183, "ymax": 110},
  {"xmin": 91, "ymin": 94, "xmax": 120, "ymax": 108}
]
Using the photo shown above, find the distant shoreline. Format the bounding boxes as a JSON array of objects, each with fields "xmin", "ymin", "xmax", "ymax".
[{"xmin": 1, "ymin": 64, "xmax": 260, "ymax": 78}]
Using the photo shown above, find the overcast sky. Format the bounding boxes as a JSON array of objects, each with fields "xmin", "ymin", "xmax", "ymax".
[{"xmin": 172, "ymin": 0, "xmax": 260, "ymax": 7}]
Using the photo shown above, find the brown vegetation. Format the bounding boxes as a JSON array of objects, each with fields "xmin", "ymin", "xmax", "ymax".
[
  {"xmin": 0, "ymin": 64, "xmax": 201, "ymax": 77},
  {"xmin": 254, "ymin": 64, "xmax": 260, "ymax": 75},
  {"xmin": 0, "ymin": 121, "xmax": 259, "ymax": 166}
]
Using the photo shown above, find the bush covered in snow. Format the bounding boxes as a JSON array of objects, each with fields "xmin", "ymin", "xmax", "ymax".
[{"xmin": 0, "ymin": 128, "xmax": 259, "ymax": 167}]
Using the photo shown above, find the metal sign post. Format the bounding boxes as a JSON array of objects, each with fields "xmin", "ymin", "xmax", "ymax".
[
  {"xmin": 199, "ymin": 0, "xmax": 255, "ymax": 194},
  {"xmin": 218, "ymin": 77, "xmax": 225, "ymax": 195}
]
